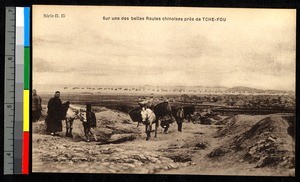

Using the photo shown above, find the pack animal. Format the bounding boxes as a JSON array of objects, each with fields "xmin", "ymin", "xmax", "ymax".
[
  {"xmin": 183, "ymin": 105, "xmax": 196, "ymax": 122},
  {"xmin": 129, "ymin": 102, "xmax": 174, "ymax": 140},
  {"xmin": 140, "ymin": 107, "xmax": 157, "ymax": 141},
  {"xmin": 128, "ymin": 107, "xmax": 143, "ymax": 127},
  {"xmin": 153, "ymin": 102, "xmax": 174, "ymax": 133},
  {"xmin": 60, "ymin": 101, "xmax": 80, "ymax": 137},
  {"xmin": 171, "ymin": 106, "xmax": 185, "ymax": 132}
]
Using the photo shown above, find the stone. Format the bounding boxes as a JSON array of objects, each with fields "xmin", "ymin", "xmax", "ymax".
[
  {"xmin": 108, "ymin": 169, "xmax": 117, "ymax": 173},
  {"xmin": 139, "ymin": 154, "xmax": 147, "ymax": 160},
  {"xmin": 124, "ymin": 159, "xmax": 136, "ymax": 163},
  {"xmin": 267, "ymin": 136, "xmax": 277, "ymax": 143},
  {"xmin": 148, "ymin": 169, "xmax": 155, "ymax": 174},
  {"xmin": 57, "ymin": 157, "xmax": 67, "ymax": 161},
  {"xmin": 148, "ymin": 157, "xmax": 158, "ymax": 163},
  {"xmin": 155, "ymin": 160, "xmax": 162, "ymax": 164},
  {"xmin": 182, "ymin": 162, "xmax": 189, "ymax": 167},
  {"xmin": 124, "ymin": 163, "xmax": 136, "ymax": 168},
  {"xmin": 73, "ymin": 147, "xmax": 85, "ymax": 152},
  {"xmin": 102, "ymin": 162, "xmax": 111, "ymax": 166},
  {"xmin": 168, "ymin": 163, "xmax": 178, "ymax": 169},
  {"xmin": 248, "ymin": 149, "xmax": 255, "ymax": 155},
  {"xmin": 115, "ymin": 148, "xmax": 125, "ymax": 152}
]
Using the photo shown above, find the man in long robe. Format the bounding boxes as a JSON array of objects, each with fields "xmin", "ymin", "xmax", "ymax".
[
  {"xmin": 46, "ymin": 91, "xmax": 63, "ymax": 135},
  {"xmin": 32, "ymin": 89, "xmax": 42, "ymax": 122}
]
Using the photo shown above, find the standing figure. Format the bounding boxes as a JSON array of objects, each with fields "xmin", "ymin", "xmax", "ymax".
[
  {"xmin": 176, "ymin": 107, "xmax": 184, "ymax": 132},
  {"xmin": 79, "ymin": 104, "xmax": 97, "ymax": 142},
  {"xmin": 32, "ymin": 89, "xmax": 42, "ymax": 122},
  {"xmin": 46, "ymin": 91, "xmax": 63, "ymax": 136}
]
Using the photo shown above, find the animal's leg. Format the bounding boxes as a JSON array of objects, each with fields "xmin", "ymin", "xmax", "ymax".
[
  {"xmin": 178, "ymin": 122, "xmax": 182, "ymax": 132},
  {"xmin": 188, "ymin": 114, "xmax": 193, "ymax": 123},
  {"xmin": 146, "ymin": 124, "xmax": 150, "ymax": 141},
  {"xmin": 90, "ymin": 128, "xmax": 97, "ymax": 141},
  {"xmin": 69, "ymin": 128, "xmax": 73, "ymax": 137},
  {"xmin": 154, "ymin": 120, "xmax": 158, "ymax": 138},
  {"xmin": 65, "ymin": 120, "xmax": 69, "ymax": 137},
  {"xmin": 169, "ymin": 113, "xmax": 174, "ymax": 122},
  {"xmin": 145, "ymin": 125, "xmax": 149, "ymax": 140},
  {"xmin": 69, "ymin": 119, "xmax": 74, "ymax": 138},
  {"xmin": 93, "ymin": 132, "xmax": 97, "ymax": 141},
  {"xmin": 164, "ymin": 125, "xmax": 168, "ymax": 133},
  {"xmin": 84, "ymin": 126, "xmax": 89, "ymax": 141},
  {"xmin": 164, "ymin": 120, "xmax": 169, "ymax": 133},
  {"xmin": 148, "ymin": 124, "xmax": 152, "ymax": 138}
]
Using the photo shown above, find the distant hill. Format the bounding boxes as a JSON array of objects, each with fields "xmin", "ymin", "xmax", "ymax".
[
  {"xmin": 227, "ymin": 86, "xmax": 293, "ymax": 94},
  {"xmin": 226, "ymin": 86, "xmax": 263, "ymax": 93}
]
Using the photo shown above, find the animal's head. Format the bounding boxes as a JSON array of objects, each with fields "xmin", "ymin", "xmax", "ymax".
[
  {"xmin": 141, "ymin": 107, "xmax": 149, "ymax": 124},
  {"xmin": 62, "ymin": 101, "xmax": 70, "ymax": 110},
  {"xmin": 79, "ymin": 110, "xmax": 87, "ymax": 122},
  {"xmin": 60, "ymin": 101, "xmax": 71, "ymax": 119},
  {"xmin": 74, "ymin": 110, "xmax": 80, "ymax": 119},
  {"xmin": 65, "ymin": 101, "xmax": 70, "ymax": 106}
]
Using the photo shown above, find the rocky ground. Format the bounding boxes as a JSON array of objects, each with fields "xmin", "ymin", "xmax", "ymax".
[{"xmin": 32, "ymin": 106, "xmax": 295, "ymax": 176}]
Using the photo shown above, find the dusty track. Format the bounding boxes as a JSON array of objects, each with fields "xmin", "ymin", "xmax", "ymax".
[{"xmin": 32, "ymin": 107, "xmax": 294, "ymax": 176}]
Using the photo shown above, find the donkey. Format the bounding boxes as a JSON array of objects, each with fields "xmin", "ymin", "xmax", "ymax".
[
  {"xmin": 140, "ymin": 107, "xmax": 157, "ymax": 141},
  {"xmin": 61, "ymin": 101, "xmax": 80, "ymax": 137}
]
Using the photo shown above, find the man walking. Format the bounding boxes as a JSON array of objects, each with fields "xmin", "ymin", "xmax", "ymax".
[
  {"xmin": 46, "ymin": 91, "xmax": 63, "ymax": 136},
  {"xmin": 32, "ymin": 89, "xmax": 42, "ymax": 122}
]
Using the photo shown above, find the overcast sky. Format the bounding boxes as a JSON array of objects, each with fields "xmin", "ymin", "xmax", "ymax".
[{"xmin": 32, "ymin": 6, "xmax": 296, "ymax": 91}]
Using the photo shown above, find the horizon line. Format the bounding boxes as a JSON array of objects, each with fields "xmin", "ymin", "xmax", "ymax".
[{"xmin": 32, "ymin": 83, "xmax": 294, "ymax": 92}]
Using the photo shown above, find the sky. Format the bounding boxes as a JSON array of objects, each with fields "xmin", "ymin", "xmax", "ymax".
[{"xmin": 32, "ymin": 6, "xmax": 296, "ymax": 91}]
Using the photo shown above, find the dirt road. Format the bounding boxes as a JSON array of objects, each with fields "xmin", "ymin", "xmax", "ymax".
[{"xmin": 32, "ymin": 107, "xmax": 294, "ymax": 176}]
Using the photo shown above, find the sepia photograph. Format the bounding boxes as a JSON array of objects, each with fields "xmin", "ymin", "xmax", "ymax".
[{"xmin": 32, "ymin": 5, "xmax": 295, "ymax": 176}]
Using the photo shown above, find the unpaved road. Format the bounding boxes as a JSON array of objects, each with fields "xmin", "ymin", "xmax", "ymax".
[{"xmin": 32, "ymin": 108, "xmax": 295, "ymax": 176}]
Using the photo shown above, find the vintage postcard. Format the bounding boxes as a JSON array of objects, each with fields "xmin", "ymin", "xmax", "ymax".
[{"xmin": 32, "ymin": 5, "xmax": 295, "ymax": 175}]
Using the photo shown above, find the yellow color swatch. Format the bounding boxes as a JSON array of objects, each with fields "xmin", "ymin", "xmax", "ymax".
[{"xmin": 23, "ymin": 90, "xmax": 29, "ymax": 132}]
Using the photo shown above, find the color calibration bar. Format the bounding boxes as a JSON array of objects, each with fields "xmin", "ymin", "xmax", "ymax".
[
  {"xmin": 15, "ymin": 7, "xmax": 30, "ymax": 174},
  {"xmin": 23, "ymin": 7, "xmax": 30, "ymax": 175},
  {"xmin": 15, "ymin": 7, "xmax": 24, "ymax": 174}
]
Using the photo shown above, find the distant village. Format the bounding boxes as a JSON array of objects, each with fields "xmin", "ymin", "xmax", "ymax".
[{"xmin": 36, "ymin": 84, "xmax": 295, "ymax": 111}]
